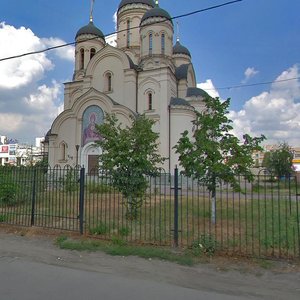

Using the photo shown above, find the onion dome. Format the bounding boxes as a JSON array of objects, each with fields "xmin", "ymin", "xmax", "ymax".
[
  {"xmin": 118, "ymin": 0, "xmax": 155, "ymax": 10},
  {"xmin": 187, "ymin": 87, "xmax": 210, "ymax": 98},
  {"xmin": 173, "ymin": 41, "xmax": 191, "ymax": 57},
  {"xmin": 170, "ymin": 97, "xmax": 191, "ymax": 107},
  {"xmin": 75, "ymin": 21, "xmax": 105, "ymax": 39},
  {"xmin": 141, "ymin": 5, "xmax": 173, "ymax": 24}
]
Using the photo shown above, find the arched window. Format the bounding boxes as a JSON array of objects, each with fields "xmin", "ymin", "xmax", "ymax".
[
  {"xmin": 90, "ymin": 48, "xmax": 96, "ymax": 59},
  {"xmin": 161, "ymin": 33, "xmax": 165, "ymax": 54},
  {"xmin": 60, "ymin": 142, "xmax": 67, "ymax": 161},
  {"xmin": 105, "ymin": 72, "xmax": 112, "ymax": 92},
  {"xmin": 127, "ymin": 20, "xmax": 130, "ymax": 48},
  {"xmin": 148, "ymin": 93, "xmax": 153, "ymax": 110},
  {"xmin": 80, "ymin": 48, "xmax": 84, "ymax": 69},
  {"xmin": 149, "ymin": 33, "xmax": 153, "ymax": 55}
]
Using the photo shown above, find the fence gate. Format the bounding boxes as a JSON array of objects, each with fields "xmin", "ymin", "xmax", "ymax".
[{"xmin": 0, "ymin": 166, "xmax": 84, "ymax": 232}]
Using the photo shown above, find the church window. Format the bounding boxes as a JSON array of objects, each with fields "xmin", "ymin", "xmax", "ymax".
[
  {"xmin": 161, "ymin": 33, "xmax": 165, "ymax": 54},
  {"xmin": 90, "ymin": 48, "xmax": 96, "ymax": 59},
  {"xmin": 60, "ymin": 142, "xmax": 67, "ymax": 161},
  {"xmin": 149, "ymin": 33, "xmax": 153, "ymax": 55},
  {"xmin": 127, "ymin": 20, "xmax": 130, "ymax": 48},
  {"xmin": 105, "ymin": 72, "xmax": 112, "ymax": 92},
  {"xmin": 80, "ymin": 48, "xmax": 84, "ymax": 69},
  {"xmin": 148, "ymin": 93, "xmax": 153, "ymax": 110}
]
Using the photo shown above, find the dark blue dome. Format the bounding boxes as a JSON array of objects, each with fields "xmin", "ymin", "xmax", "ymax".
[
  {"xmin": 141, "ymin": 6, "xmax": 173, "ymax": 24},
  {"xmin": 173, "ymin": 41, "xmax": 191, "ymax": 57},
  {"xmin": 75, "ymin": 22, "xmax": 105, "ymax": 39},
  {"xmin": 118, "ymin": 0, "xmax": 155, "ymax": 10}
]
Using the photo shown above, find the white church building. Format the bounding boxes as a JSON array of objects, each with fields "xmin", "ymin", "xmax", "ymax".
[{"xmin": 46, "ymin": 0, "xmax": 209, "ymax": 173}]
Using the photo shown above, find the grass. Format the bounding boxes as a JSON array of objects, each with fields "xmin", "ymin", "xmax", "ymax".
[
  {"xmin": 56, "ymin": 235, "xmax": 195, "ymax": 266},
  {"xmin": 1, "ymin": 167, "xmax": 299, "ymax": 259}
]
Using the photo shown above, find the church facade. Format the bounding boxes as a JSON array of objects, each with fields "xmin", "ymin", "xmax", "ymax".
[{"xmin": 46, "ymin": 0, "xmax": 208, "ymax": 173}]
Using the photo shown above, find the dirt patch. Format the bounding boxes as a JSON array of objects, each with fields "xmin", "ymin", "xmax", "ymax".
[{"xmin": 1, "ymin": 223, "xmax": 299, "ymax": 275}]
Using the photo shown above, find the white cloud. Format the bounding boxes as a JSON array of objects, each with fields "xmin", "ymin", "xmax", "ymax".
[
  {"xmin": 42, "ymin": 37, "xmax": 75, "ymax": 61},
  {"xmin": 113, "ymin": 11, "xmax": 117, "ymax": 30},
  {"xmin": 230, "ymin": 65, "xmax": 300, "ymax": 146},
  {"xmin": 242, "ymin": 67, "xmax": 259, "ymax": 83},
  {"xmin": 0, "ymin": 22, "xmax": 53, "ymax": 89},
  {"xmin": 0, "ymin": 22, "xmax": 68, "ymax": 142},
  {"xmin": 197, "ymin": 80, "xmax": 220, "ymax": 98}
]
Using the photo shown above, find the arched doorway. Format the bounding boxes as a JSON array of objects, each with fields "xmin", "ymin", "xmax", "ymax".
[{"xmin": 80, "ymin": 143, "xmax": 102, "ymax": 174}]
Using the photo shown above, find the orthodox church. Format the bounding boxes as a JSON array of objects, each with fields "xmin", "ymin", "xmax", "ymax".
[{"xmin": 46, "ymin": 0, "xmax": 209, "ymax": 173}]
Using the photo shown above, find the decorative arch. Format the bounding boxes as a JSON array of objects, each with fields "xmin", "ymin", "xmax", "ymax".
[
  {"xmin": 79, "ymin": 48, "xmax": 84, "ymax": 69},
  {"xmin": 90, "ymin": 48, "xmax": 96, "ymax": 60},
  {"xmin": 82, "ymin": 105, "xmax": 104, "ymax": 146},
  {"xmin": 59, "ymin": 141, "xmax": 68, "ymax": 161},
  {"xmin": 103, "ymin": 71, "xmax": 113, "ymax": 92}
]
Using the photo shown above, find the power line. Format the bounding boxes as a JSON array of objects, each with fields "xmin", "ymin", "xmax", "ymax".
[
  {"xmin": 0, "ymin": 0, "xmax": 243, "ymax": 62},
  {"xmin": 205, "ymin": 77, "xmax": 300, "ymax": 91}
]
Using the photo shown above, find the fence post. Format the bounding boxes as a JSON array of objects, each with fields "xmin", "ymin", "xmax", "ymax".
[
  {"xmin": 30, "ymin": 168, "xmax": 37, "ymax": 226},
  {"xmin": 79, "ymin": 167, "xmax": 85, "ymax": 234},
  {"xmin": 174, "ymin": 166, "xmax": 179, "ymax": 247}
]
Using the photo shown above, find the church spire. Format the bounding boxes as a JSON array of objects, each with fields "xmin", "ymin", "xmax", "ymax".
[
  {"xmin": 90, "ymin": 0, "xmax": 95, "ymax": 22},
  {"xmin": 176, "ymin": 21, "xmax": 180, "ymax": 42}
]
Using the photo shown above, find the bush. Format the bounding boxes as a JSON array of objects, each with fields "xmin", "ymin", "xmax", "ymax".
[
  {"xmin": 191, "ymin": 234, "xmax": 218, "ymax": 256},
  {"xmin": 89, "ymin": 222, "xmax": 109, "ymax": 235},
  {"xmin": 87, "ymin": 183, "xmax": 114, "ymax": 194},
  {"xmin": 0, "ymin": 172, "xmax": 19, "ymax": 206}
]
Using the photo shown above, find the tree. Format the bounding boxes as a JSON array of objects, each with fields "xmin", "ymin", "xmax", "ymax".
[
  {"xmin": 262, "ymin": 142, "xmax": 294, "ymax": 179},
  {"xmin": 95, "ymin": 114, "xmax": 164, "ymax": 219},
  {"xmin": 174, "ymin": 97, "xmax": 265, "ymax": 224}
]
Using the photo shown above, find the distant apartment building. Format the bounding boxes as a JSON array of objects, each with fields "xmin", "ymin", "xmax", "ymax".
[{"xmin": 0, "ymin": 136, "xmax": 44, "ymax": 166}]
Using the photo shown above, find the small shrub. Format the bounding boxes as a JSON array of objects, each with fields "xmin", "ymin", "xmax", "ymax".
[
  {"xmin": 87, "ymin": 183, "xmax": 113, "ymax": 194},
  {"xmin": 111, "ymin": 236, "xmax": 127, "ymax": 246},
  {"xmin": 0, "ymin": 214, "xmax": 9, "ymax": 222},
  {"xmin": 118, "ymin": 226, "xmax": 130, "ymax": 237},
  {"xmin": 191, "ymin": 234, "xmax": 218, "ymax": 256},
  {"xmin": 0, "ymin": 182, "xmax": 19, "ymax": 206},
  {"xmin": 60, "ymin": 170, "xmax": 79, "ymax": 192},
  {"xmin": 89, "ymin": 222, "xmax": 109, "ymax": 235}
]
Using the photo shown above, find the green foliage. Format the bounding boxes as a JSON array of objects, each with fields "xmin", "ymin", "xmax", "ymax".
[
  {"xmin": 0, "ymin": 214, "xmax": 9, "ymax": 222},
  {"xmin": 95, "ymin": 114, "xmax": 164, "ymax": 219},
  {"xmin": 175, "ymin": 97, "xmax": 265, "ymax": 191},
  {"xmin": 191, "ymin": 234, "xmax": 218, "ymax": 256},
  {"xmin": 0, "ymin": 169, "xmax": 19, "ymax": 206},
  {"xmin": 60, "ymin": 169, "xmax": 79, "ymax": 192},
  {"xmin": 89, "ymin": 222, "xmax": 109, "ymax": 235},
  {"xmin": 262, "ymin": 142, "xmax": 294, "ymax": 178},
  {"xmin": 87, "ymin": 182, "xmax": 114, "ymax": 194},
  {"xmin": 118, "ymin": 226, "xmax": 130, "ymax": 237}
]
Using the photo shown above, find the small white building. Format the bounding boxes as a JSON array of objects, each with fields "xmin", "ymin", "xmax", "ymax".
[{"xmin": 45, "ymin": 0, "xmax": 208, "ymax": 173}]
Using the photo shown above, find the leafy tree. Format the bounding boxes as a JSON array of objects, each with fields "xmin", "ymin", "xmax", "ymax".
[
  {"xmin": 95, "ymin": 114, "xmax": 164, "ymax": 219},
  {"xmin": 174, "ymin": 97, "xmax": 265, "ymax": 223},
  {"xmin": 262, "ymin": 142, "xmax": 294, "ymax": 179}
]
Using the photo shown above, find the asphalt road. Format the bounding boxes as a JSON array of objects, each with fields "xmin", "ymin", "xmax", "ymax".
[{"xmin": 1, "ymin": 230, "xmax": 300, "ymax": 300}]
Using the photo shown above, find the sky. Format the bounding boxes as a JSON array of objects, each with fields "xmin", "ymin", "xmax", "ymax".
[{"xmin": 0, "ymin": 0, "xmax": 299, "ymax": 146}]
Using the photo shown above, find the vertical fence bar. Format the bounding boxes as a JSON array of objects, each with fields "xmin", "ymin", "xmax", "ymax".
[
  {"xmin": 30, "ymin": 168, "xmax": 37, "ymax": 226},
  {"xmin": 79, "ymin": 167, "xmax": 85, "ymax": 234},
  {"xmin": 173, "ymin": 167, "xmax": 179, "ymax": 247}
]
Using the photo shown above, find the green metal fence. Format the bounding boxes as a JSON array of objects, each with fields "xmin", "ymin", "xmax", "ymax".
[{"xmin": 0, "ymin": 165, "xmax": 299, "ymax": 259}]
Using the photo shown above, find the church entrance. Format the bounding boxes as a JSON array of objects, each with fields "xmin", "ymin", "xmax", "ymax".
[
  {"xmin": 80, "ymin": 143, "xmax": 102, "ymax": 175},
  {"xmin": 88, "ymin": 155, "xmax": 99, "ymax": 175}
]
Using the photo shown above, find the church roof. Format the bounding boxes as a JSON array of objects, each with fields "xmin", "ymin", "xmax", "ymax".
[
  {"xmin": 118, "ymin": 0, "xmax": 155, "ymax": 10},
  {"xmin": 175, "ymin": 64, "xmax": 190, "ymax": 80},
  {"xmin": 141, "ymin": 5, "xmax": 173, "ymax": 24},
  {"xmin": 170, "ymin": 97, "xmax": 191, "ymax": 107},
  {"xmin": 75, "ymin": 21, "xmax": 105, "ymax": 39},
  {"xmin": 186, "ymin": 87, "xmax": 210, "ymax": 98},
  {"xmin": 173, "ymin": 41, "xmax": 191, "ymax": 57}
]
